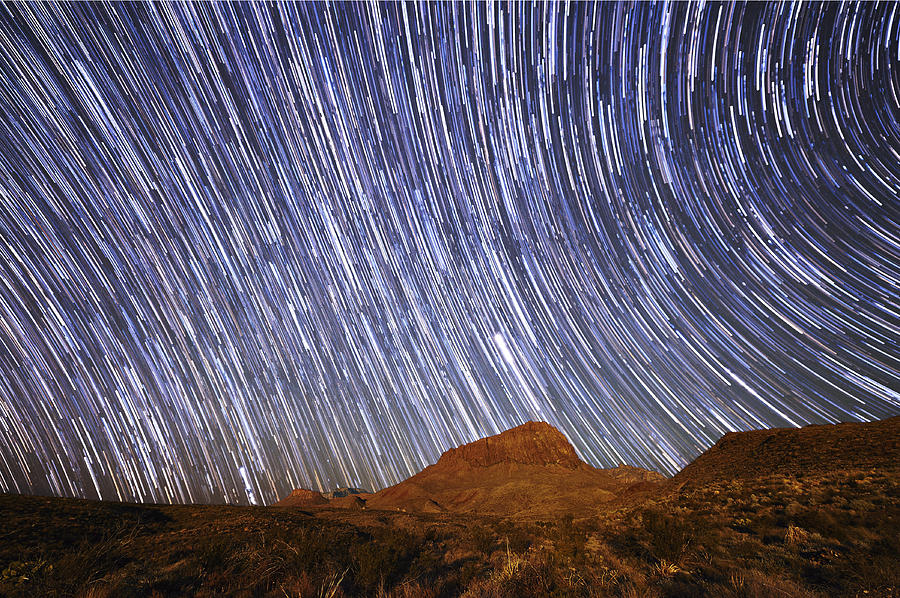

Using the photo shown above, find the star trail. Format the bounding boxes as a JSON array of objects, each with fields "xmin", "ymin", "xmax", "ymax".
[{"xmin": 0, "ymin": 2, "xmax": 898, "ymax": 506}]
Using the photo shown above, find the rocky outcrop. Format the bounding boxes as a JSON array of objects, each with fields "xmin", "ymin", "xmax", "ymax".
[
  {"xmin": 323, "ymin": 487, "xmax": 371, "ymax": 499},
  {"xmin": 435, "ymin": 421, "xmax": 582, "ymax": 469},
  {"xmin": 274, "ymin": 486, "xmax": 372, "ymax": 508},
  {"xmin": 275, "ymin": 422, "xmax": 668, "ymax": 517},
  {"xmin": 274, "ymin": 488, "xmax": 327, "ymax": 507},
  {"xmin": 365, "ymin": 421, "xmax": 666, "ymax": 518}
]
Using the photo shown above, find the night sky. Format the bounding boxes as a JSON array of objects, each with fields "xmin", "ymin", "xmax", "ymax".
[{"xmin": 0, "ymin": 2, "xmax": 898, "ymax": 506}]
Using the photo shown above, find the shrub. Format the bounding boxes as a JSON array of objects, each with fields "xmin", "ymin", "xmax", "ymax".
[
  {"xmin": 1, "ymin": 560, "xmax": 51, "ymax": 586},
  {"xmin": 784, "ymin": 524, "xmax": 808, "ymax": 547},
  {"xmin": 352, "ymin": 530, "xmax": 418, "ymax": 591},
  {"xmin": 470, "ymin": 524, "xmax": 496, "ymax": 557},
  {"xmin": 554, "ymin": 514, "xmax": 586, "ymax": 562},
  {"xmin": 640, "ymin": 509, "xmax": 695, "ymax": 562},
  {"xmin": 794, "ymin": 509, "xmax": 846, "ymax": 542},
  {"xmin": 496, "ymin": 521, "xmax": 532, "ymax": 554}
]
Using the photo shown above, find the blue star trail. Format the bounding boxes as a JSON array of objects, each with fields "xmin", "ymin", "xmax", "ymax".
[{"xmin": 0, "ymin": 2, "xmax": 898, "ymax": 506}]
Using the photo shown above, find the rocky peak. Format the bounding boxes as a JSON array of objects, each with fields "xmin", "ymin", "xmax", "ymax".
[
  {"xmin": 290, "ymin": 488, "xmax": 326, "ymax": 500},
  {"xmin": 273, "ymin": 487, "xmax": 328, "ymax": 507},
  {"xmin": 435, "ymin": 421, "xmax": 583, "ymax": 469}
]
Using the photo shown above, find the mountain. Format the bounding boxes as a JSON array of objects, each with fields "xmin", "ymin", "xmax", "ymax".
[
  {"xmin": 273, "ymin": 486, "xmax": 372, "ymax": 507},
  {"xmin": 431, "ymin": 420, "xmax": 583, "ymax": 469},
  {"xmin": 276, "ymin": 421, "xmax": 664, "ymax": 517},
  {"xmin": 275, "ymin": 417, "xmax": 900, "ymax": 516},
  {"xmin": 274, "ymin": 487, "xmax": 328, "ymax": 507},
  {"xmin": 366, "ymin": 421, "xmax": 664, "ymax": 517},
  {"xmin": 669, "ymin": 416, "xmax": 900, "ymax": 489},
  {"xmin": 324, "ymin": 487, "xmax": 372, "ymax": 509},
  {"xmin": 323, "ymin": 487, "xmax": 371, "ymax": 499}
]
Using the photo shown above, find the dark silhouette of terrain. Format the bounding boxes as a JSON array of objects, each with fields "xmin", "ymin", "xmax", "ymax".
[{"xmin": 1, "ymin": 417, "xmax": 898, "ymax": 597}]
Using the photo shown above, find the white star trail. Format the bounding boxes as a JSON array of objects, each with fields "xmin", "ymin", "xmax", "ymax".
[{"xmin": 0, "ymin": 2, "xmax": 897, "ymax": 505}]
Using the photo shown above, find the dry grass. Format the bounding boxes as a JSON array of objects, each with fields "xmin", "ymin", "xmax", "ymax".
[
  {"xmin": 316, "ymin": 569, "xmax": 347, "ymax": 598},
  {"xmin": 784, "ymin": 523, "xmax": 808, "ymax": 547},
  {"xmin": 651, "ymin": 559, "xmax": 679, "ymax": 577},
  {"xmin": 1, "ymin": 466, "xmax": 898, "ymax": 597}
]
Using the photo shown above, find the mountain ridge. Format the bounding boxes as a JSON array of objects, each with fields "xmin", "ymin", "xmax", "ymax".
[
  {"xmin": 276, "ymin": 416, "xmax": 900, "ymax": 516},
  {"xmin": 276, "ymin": 420, "xmax": 665, "ymax": 516}
]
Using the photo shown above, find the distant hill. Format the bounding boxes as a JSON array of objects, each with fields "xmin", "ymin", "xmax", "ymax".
[
  {"xmin": 669, "ymin": 416, "xmax": 900, "ymax": 489},
  {"xmin": 274, "ymin": 488, "xmax": 328, "ymax": 507},
  {"xmin": 274, "ymin": 486, "xmax": 371, "ymax": 508}
]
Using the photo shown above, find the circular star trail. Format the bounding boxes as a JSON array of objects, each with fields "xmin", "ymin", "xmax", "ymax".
[{"xmin": 0, "ymin": 3, "xmax": 898, "ymax": 505}]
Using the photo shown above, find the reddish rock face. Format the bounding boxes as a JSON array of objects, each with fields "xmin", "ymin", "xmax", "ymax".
[
  {"xmin": 274, "ymin": 421, "xmax": 667, "ymax": 517},
  {"xmin": 273, "ymin": 488, "xmax": 327, "ymax": 507},
  {"xmin": 288, "ymin": 488, "xmax": 323, "ymax": 499},
  {"xmin": 330, "ymin": 495, "xmax": 367, "ymax": 510},
  {"xmin": 435, "ymin": 421, "xmax": 583, "ymax": 469},
  {"xmin": 365, "ymin": 421, "xmax": 665, "ymax": 518}
]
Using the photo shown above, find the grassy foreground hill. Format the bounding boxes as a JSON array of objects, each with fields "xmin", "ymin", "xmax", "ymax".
[{"xmin": 1, "ymin": 417, "xmax": 898, "ymax": 597}]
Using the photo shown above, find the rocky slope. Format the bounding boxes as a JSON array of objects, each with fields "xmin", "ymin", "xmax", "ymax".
[
  {"xmin": 432, "ymin": 421, "xmax": 583, "ymax": 469},
  {"xmin": 274, "ymin": 486, "xmax": 372, "ymax": 508},
  {"xmin": 273, "ymin": 488, "xmax": 328, "ymax": 507},
  {"xmin": 669, "ymin": 416, "xmax": 900, "ymax": 489},
  {"xmin": 323, "ymin": 487, "xmax": 371, "ymax": 499}
]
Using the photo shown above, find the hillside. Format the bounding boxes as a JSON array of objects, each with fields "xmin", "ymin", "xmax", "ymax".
[{"xmin": 670, "ymin": 416, "xmax": 900, "ymax": 488}]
